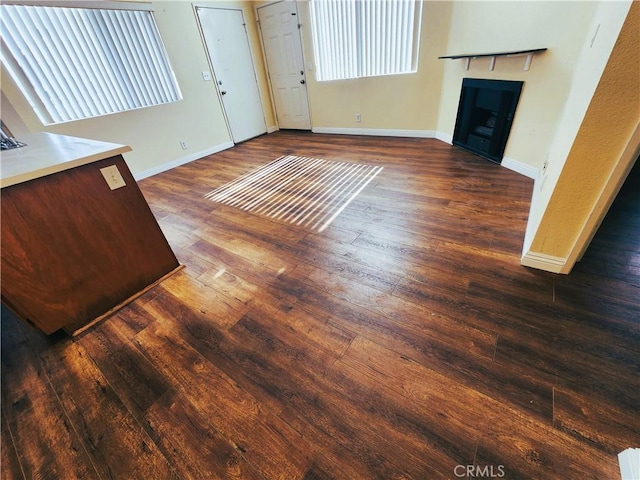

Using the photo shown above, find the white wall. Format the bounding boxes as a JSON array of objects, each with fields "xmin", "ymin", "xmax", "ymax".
[{"xmin": 522, "ymin": 0, "xmax": 635, "ymax": 272}]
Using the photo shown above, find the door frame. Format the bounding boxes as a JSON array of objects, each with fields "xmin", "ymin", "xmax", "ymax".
[
  {"xmin": 194, "ymin": 4, "xmax": 268, "ymax": 143},
  {"xmin": 255, "ymin": 0, "xmax": 312, "ymax": 131}
]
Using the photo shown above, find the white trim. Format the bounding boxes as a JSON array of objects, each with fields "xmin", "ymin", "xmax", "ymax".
[
  {"xmin": 312, "ymin": 127, "xmax": 435, "ymax": 138},
  {"xmin": 434, "ymin": 133, "xmax": 539, "ymax": 180},
  {"xmin": 312, "ymin": 129, "xmax": 538, "ymax": 180},
  {"xmin": 133, "ymin": 141, "xmax": 234, "ymax": 181},
  {"xmin": 520, "ymin": 250, "xmax": 568, "ymax": 274},
  {"xmin": 501, "ymin": 156, "xmax": 539, "ymax": 179},
  {"xmin": 522, "ymin": 174, "xmax": 543, "ymax": 255},
  {"xmin": 267, "ymin": 125, "xmax": 279, "ymax": 134},
  {"xmin": 618, "ymin": 448, "xmax": 640, "ymax": 480},
  {"xmin": 435, "ymin": 131, "xmax": 453, "ymax": 144}
]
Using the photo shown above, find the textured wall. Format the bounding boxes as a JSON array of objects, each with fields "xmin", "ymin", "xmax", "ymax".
[{"xmin": 528, "ymin": 1, "xmax": 639, "ymax": 263}]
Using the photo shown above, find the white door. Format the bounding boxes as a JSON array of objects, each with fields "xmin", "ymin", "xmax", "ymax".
[
  {"xmin": 197, "ymin": 7, "xmax": 267, "ymax": 143},
  {"xmin": 257, "ymin": 1, "xmax": 311, "ymax": 130}
]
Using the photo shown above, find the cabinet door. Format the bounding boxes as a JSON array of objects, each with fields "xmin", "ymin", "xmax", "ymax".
[{"xmin": 1, "ymin": 155, "xmax": 179, "ymax": 334}]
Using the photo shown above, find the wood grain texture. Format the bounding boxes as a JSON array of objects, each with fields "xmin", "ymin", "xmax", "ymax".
[
  {"xmin": 1, "ymin": 155, "xmax": 179, "ymax": 334},
  {"xmin": 2, "ymin": 132, "xmax": 638, "ymax": 479},
  {"xmin": 1, "ymin": 315, "xmax": 98, "ymax": 479}
]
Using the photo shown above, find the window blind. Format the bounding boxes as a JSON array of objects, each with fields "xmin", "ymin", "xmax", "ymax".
[
  {"xmin": 0, "ymin": 4, "xmax": 182, "ymax": 125},
  {"xmin": 309, "ymin": 0, "xmax": 422, "ymax": 82}
]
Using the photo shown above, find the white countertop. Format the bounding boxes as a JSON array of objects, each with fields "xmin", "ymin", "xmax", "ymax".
[{"xmin": 1, "ymin": 132, "xmax": 132, "ymax": 188}]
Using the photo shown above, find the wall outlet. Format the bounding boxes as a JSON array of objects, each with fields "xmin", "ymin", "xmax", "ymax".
[
  {"xmin": 180, "ymin": 140, "xmax": 188, "ymax": 150},
  {"xmin": 202, "ymin": 71, "xmax": 212, "ymax": 81},
  {"xmin": 542, "ymin": 157, "xmax": 549, "ymax": 174},
  {"xmin": 355, "ymin": 113, "xmax": 361, "ymax": 123},
  {"xmin": 100, "ymin": 165, "xmax": 126, "ymax": 190}
]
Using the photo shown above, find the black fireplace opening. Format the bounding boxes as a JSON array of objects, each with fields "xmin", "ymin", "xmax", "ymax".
[{"xmin": 453, "ymin": 78, "xmax": 524, "ymax": 164}]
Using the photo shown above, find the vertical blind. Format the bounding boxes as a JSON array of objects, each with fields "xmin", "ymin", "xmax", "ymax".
[
  {"xmin": 309, "ymin": 0, "xmax": 422, "ymax": 82},
  {"xmin": 0, "ymin": 4, "xmax": 182, "ymax": 125}
]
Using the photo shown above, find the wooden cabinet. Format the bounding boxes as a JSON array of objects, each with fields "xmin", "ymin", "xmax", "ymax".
[{"xmin": 1, "ymin": 138, "xmax": 179, "ymax": 335}]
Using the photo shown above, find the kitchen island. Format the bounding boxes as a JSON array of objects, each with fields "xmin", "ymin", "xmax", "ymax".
[{"xmin": 1, "ymin": 133, "xmax": 180, "ymax": 335}]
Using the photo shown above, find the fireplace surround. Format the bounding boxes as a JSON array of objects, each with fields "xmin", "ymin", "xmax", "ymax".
[{"xmin": 453, "ymin": 78, "xmax": 524, "ymax": 164}]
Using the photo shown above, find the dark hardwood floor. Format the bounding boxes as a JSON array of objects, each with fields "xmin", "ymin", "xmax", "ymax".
[{"xmin": 2, "ymin": 132, "xmax": 639, "ymax": 479}]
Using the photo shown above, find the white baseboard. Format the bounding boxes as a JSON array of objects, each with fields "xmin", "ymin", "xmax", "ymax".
[
  {"xmin": 434, "ymin": 133, "xmax": 539, "ymax": 180},
  {"xmin": 308, "ymin": 128, "xmax": 539, "ymax": 180},
  {"xmin": 618, "ymin": 448, "xmax": 640, "ymax": 480},
  {"xmin": 312, "ymin": 127, "xmax": 436, "ymax": 138},
  {"xmin": 435, "ymin": 131, "xmax": 453, "ymax": 144},
  {"xmin": 267, "ymin": 125, "xmax": 279, "ymax": 133},
  {"xmin": 502, "ymin": 156, "xmax": 539, "ymax": 179},
  {"xmin": 520, "ymin": 250, "xmax": 568, "ymax": 273},
  {"xmin": 133, "ymin": 141, "xmax": 234, "ymax": 181}
]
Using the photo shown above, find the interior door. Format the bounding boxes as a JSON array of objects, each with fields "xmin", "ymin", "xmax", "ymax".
[
  {"xmin": 257, "ymin": 1, "xmax": 311, "ymax": 130},
  {"xmin": 197, "ymin": 7, "xmax": 267, "ymax": 143}
]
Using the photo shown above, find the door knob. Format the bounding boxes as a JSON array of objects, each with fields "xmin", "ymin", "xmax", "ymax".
[
  {"xmin": 300, "ymin": 79, "xmax": 305, "ymax": 84},
  {"xmin": 221, "ymin": 90, "xmax": 227, "ymax": 95}
]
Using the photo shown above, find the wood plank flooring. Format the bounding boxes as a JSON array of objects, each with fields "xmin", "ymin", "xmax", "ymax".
[{"xmin": 2, "ymin": 132, "xmax": 639, "ymax": 479}]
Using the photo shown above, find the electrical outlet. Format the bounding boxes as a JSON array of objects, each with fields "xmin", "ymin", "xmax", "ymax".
[
  {"xmin": 180, "ymin": 140, "xmax": 188, "ymax": 150},
  {"xmin": 100, "ymin": 165, "xmax": 126, "ymax": 190},
  {"xmin": 355, "ymin": 113, "xmax": 361, "ymax": 123},
  {"xmin": 202, "ymin": 71, "xmax": 212, "ymax": 81}
]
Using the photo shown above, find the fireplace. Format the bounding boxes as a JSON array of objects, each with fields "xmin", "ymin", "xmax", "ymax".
[{"xmin": 453, "ymin": 78, "xmax": 524, "ymax": 164}]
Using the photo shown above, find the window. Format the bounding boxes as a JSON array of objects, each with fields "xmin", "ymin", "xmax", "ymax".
[
  {"xmin": 0, "ymin": 3, "xmax": 182, "ymax": 125},
  {"xmin": 309, "ymin": 0, "xmax": 423, "ymax": 82}
]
